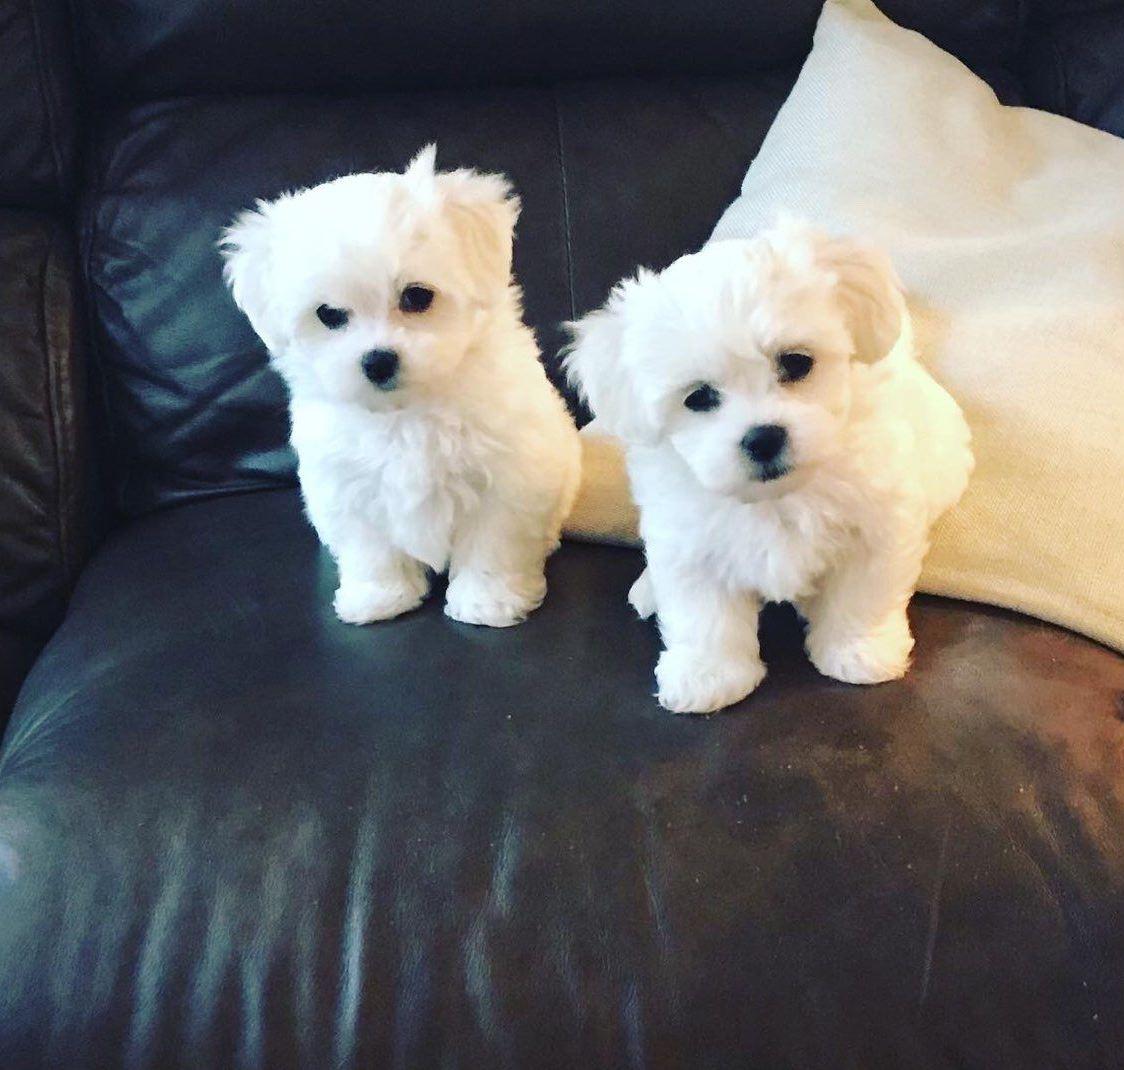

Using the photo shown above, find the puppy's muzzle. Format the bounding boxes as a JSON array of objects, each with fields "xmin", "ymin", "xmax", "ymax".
[
  {"xmin": 361, "ymin": 348, "xmax": 399, "ymax": 390},
  {"xmin": 741, "ymin": 424, "xmax": 789, "ymax": 480}
]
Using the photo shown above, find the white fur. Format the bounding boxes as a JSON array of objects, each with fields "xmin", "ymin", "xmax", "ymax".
[
  {"xmin": 566, "ymin": 218, "xmax": 972, "ymax": 712},
  {"xmin": 222, "ymin": 146, "xmax": 580, "ymax": 627}
]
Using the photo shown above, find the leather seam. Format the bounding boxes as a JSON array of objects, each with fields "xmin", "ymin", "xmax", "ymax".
[
  {"xmin": 81, "ymin": 132, "xmax": 123, "ymax": 517},
  {"xmin": 553, "ymin": 87, "xmax": 577, "ymax": 321},
  {"xmin": 27, "ymin": 0, "xmax": 68, "ymax": 200},
  {"xmin": 39, "ymin": 222, "xmax": 74, "ymax": 584}
]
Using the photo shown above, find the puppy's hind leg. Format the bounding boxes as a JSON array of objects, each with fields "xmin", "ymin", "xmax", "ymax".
[{"xmin": 628, "ymin": 568, "xmax": 656, "ymax": 620}]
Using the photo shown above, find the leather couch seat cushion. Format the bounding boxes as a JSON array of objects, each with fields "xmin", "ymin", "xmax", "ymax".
[{"xmin": 2, "ymin": 490, "xmax": 1123, "ymax": 1066}]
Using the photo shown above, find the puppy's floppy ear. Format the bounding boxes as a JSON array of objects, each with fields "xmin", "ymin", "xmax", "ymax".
[
  {"xmin": 564, "ymin": 273, "xmax": 660, "ymax": 445},
  {"xmin": 412, "ymin": 144, "xmax": 520, "ymax": 306},
  {"xmin": 814, "ymin": 232, "xmax": 905, "ymax": 363},
  {"xmin": 219, "ymin": 199, "xmax": 288, "ymax": 357}
]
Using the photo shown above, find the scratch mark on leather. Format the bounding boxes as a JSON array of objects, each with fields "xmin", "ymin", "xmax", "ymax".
[
  {"xmin": 919, "ymin": 814, "xmax": 952, "ymax": 1007},
  {"xmin": 553, "ymin": 88, "xmax": 577, "ymax": 321},
  {"xmin": 622, "ymin": 978, "xmax": 646, "ymax": 1069},
  {"xmin": 334, "ymin": 792, "xmax": 382, "ymax": 1070},
  {"xmin": 125, "ymin": 817, "xmax": 191, "ymax": 1070},
  {"xmin": 494, "ymin": 812, "xmax": 521, "ymax": 913}
]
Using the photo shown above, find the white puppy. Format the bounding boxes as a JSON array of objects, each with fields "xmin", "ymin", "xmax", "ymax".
[
  {"xmin": 565, "ymin": 218, "xmax": 972, "ymax": 713},
  {"xmin": 222, "ymin": 147, "xmax": 580, "ymax": 627}
]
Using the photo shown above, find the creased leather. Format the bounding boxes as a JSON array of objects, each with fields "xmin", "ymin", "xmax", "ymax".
[
  {"xmin": 0, "ymin": 211, "xmax": 87, "ymax": 643},
  {"xmin": 1, "ymin": 490, "xmax": 1122, "ymax": 1068}
]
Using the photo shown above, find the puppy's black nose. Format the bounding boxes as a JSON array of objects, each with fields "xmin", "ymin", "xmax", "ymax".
[
  {"xmin": 361, "ymin": 348, "xmax": 399, "ymax": 389},
  {"xmin": 741, "ymin": 424, "xmax": 787, "ymax": 465}
]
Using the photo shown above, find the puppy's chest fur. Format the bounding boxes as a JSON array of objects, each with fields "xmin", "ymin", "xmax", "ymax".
[
  {"xmin": 293, "ymin": 403, "xmax": 498, "ymax": 569},
  {"xmin": 640, "ymin": 469, "xmax": 864, "ymax": 605},
  {"xmin": 703, "ymin": 492, "xmax": 855, "ymax": 603}
]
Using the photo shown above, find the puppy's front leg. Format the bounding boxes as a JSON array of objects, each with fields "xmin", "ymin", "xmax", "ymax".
[
  {"xmin": 445, "ymin": 507, "xmax": 549, "ymax": 628},
  {"xmin": 651, "ymin": 560, "xmax": 766, "ymax": 714},
  {"xmin": 301, "ymin": 496, "xmax": 427, "ymax": 624},
  {"xmin": 803, "ymin": 536, "xmax": 922, "ymax": 685},
  {"xmin": 331, "ymin": 535, "xmax": 429, "ymax": 625},
  {"xmin": 328, "ymin": 531, "xmax": 429, "ymax": 625}
]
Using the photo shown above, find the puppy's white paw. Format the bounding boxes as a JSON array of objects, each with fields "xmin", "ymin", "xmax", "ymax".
[
  {"xmin": 445, "ymin": 571, "xmax": 546, "ymax": 628},
  {"xmin": 628, "ymin": 569, "xmax": 656, "ymax": 620},
  {"xmin": 655, "ymin": 647, "xmax": 766, "ymax": 715},
  {"xmin": 807, "ymin": 616, "xmax": 913, "ymax": 684},
  {"xmin": 334, "ymin": 574, "xmax": 427, "ymax": 625}
]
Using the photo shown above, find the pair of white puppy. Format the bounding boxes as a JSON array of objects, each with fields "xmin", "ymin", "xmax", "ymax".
[{"xmin": 222, "ymin": 148, "xmax": 972, "ymax": 714}]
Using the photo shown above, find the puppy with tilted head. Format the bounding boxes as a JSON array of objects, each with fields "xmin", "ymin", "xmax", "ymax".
[
  {"xmin": 565, "ymin": 218, "xmax": 972, "ymax": 713},
  {"xmin": 222, "ymin": 146, "xmax": 580, "ymax": 627}
]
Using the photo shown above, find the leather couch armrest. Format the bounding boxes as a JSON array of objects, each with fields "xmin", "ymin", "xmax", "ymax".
[
  {"xmin": 0, "ymin": 209, "xmax": 90, "ymax": 688},
  {"xmin": 0, "ymin": 0, "xmax": 78, "ymax": 206}
]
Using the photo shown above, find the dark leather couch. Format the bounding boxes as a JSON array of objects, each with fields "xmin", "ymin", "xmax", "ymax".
[{"xmin": 2, "ymin": 2, "xmax": 1123, "ymax": 1066}]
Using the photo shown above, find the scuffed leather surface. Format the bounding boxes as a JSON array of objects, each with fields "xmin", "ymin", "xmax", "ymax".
[
  {"xmin": 0, "ymin": 211, "xmax": 87, "ymax": 642},
  {"xmin": 73, "ymin": 1, "xmax": 1025, "ymax": 101},
  {"xmin": 1023, "ymin": 1, "xmax": 1124, "ymax": 139},
  {"xmin": 1, "ymin": 489, "xmax": 1122, "ymax": 1068},
  {"xmin": 0, "ymin": 0, "xmax": 76, "ymax": 205}
]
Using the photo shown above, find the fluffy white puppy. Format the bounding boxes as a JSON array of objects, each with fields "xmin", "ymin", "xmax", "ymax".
[
  {"xmin": 222, "ymin": 147, "xmax": 580, "ymax": 627},
  {"xmin": 565, "ymin": 218, "xmax": 972, "ymax": 713}
]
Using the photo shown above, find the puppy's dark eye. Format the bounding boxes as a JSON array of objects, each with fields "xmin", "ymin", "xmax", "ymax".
[
  {"xmin": 399, "ymin": 284, "xmax": 434, "ymax": 313},
  {"xmin": 316, "ymin": 304, "xmax": 349, "ymax": 330},
  {"xmin": 684, "ymin": 383, "xmax": 721, "ymax": 412},
  {"xmin": 777, "ymin": 351, "xmax": 814, "ymax": 383}
]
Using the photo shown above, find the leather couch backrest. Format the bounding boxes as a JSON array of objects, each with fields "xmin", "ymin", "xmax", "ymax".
[
  {"xmin": 54, "ymin": 0, "xmax": 1124, "ymax": 518},
  {"xmin": 72, "ymin": 0, "xmax": 1026, "ymax": 100},
  {"xmin": 1023, "ymin": 0, "xmax": 1124, "ymax": 139}
]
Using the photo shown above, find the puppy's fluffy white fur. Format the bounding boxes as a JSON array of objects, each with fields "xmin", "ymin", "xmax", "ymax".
[
  {"xmin": 566, "ymin": 218, "xmax": 972, "ymax": 713},
  {"xmin": 222, "ymin": 147, "xmax": 579, "ymax": 627}
]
